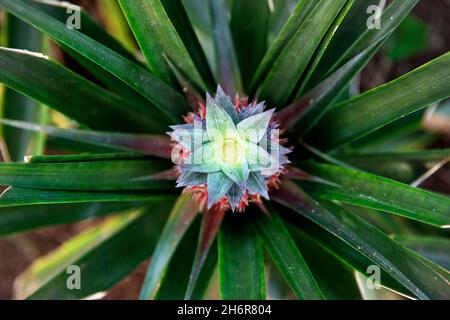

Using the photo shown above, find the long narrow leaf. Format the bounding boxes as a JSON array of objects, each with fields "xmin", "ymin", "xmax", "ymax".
[
  {"xmin": 289, "ymin": 227, "xmax": 361, "ymax": 299},
  {"xmin": 160, "ymin": 0, "xmax": 215, "ymax": 91},
  {"xmin": 0, "ymin": 119, "xmax": 173, "ymax": 159},
  {"xmin": 29, "ymin": 0, "xmax": 160, "ymax": 116},
  {"xmin": 278, "ymin": 40, "xmax": 383, "ymax": 137},
  {"xmin": 307, "ymin": 0, "xmax": 386, "ymax": 88},
  {"xmin": 15, "ymin": 211, "xmax": 140, "ymax": 299},
  {"xmin": 354, "ymin": 271, "xmax": 406, "ymax": 300},
  {"xmin": 392, "ymin": 235, "xmax": 450, "ymax": 270},
  {"xmin": 336, "ymin": 149, "xmax": 450, "ymax": 182},
  {"xmin": 257, "ymin": 0, "xmax": 348, "ymax": 106},
  {"xmin": 310, "ymin": 52, "xmax": 450, "ymax": 149},
  {"xmin": 300, "ymin": 162, "xmax": 450, "ymax": 228},
  {"xmin": 185, "ymin": 205, "xmax": 225, "ymax": 299},
  {"xmin": 328, "ymin": 0, "xmax": 419, "ymax": 78},
  {"xmin": 139, "ymin": 192, "xmax": 199, "ymax": 299},
  {"xmin": 24, "ymin": 202, "xmax": 174, "ymax": 299},
  {"xmin": 250, "ymin": 207, "xmax": 324, "ymax": 299},
  {"xmin": 273, "ymin": 182, "xmax": 450, "ymax": 300},
  {"xmin": 0, "ymin": 160, "xmax": 173, "ymax": 191},
  {"xmin": 25, "ymin": 153, "xmax": 155, "ymax": 163},
  {"xmin": 1, "ymin": 13, "xmax": 46, "ymax": 162},
  {"xmin": 209, "ymin": 0, "xmax": 243, "ymax": 94},
  {"xmin": 230, "ymin": 0, "xmax": 269, "ymax": 90},
  {"xmin": 189, "ymin": 241, "xmax": 218, "ymax": 300},
  {"xmin": 267, "ymin": 0, "xmax": 297, "ymax": 43},
  {"xmin": 0, "ymin": 0, "xmax": 188, "ymax": 122},
  {"xmin": 0, "ymin": 187, "xmax": 171, "ymax": 208},
  {"xmin": 154, "ymin": 218, "xmax": 200, "ymax": 299},
  {"xmin": 338, "ymin": 149, "xmax": 450, "ymax": 164},
  {"xmin": 250, "ymin": 0, "xmax": 318, "ymax": 92},
  {"xmin": 288, "ymin": 221, "xmax": 412, "ymax": 298},
  {"xmin": 118, "ymin": 0, "xmax": 207, "ymax": 91},
  {"xmin": 97, "ymin": 0, "xmax": 137, "ymax": 53},
  {"xmin": 218, "ymin": 213, "xmax": 266, "ymax": 300},
  {"xmin": 0, "ymin": 196, "xmax": 147, "ymax": 236},
  {"xmin": 294, "ymin": 0, "xmax": 355, "ymax": 97},
  {"xmin": 29, "ymin": 0, "xmax": 138, "ymax": 62},
  {"xmin": 0, "ymin": 47, "xmax": 167, "ymax": 132}
]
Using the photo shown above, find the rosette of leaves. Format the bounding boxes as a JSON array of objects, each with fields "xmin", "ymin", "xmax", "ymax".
[
  {"xmin": 0, "ymin": 0, "xmax": 449, "ymax": 300},
  {"xmin": 170, "ymin": 87, "xmax": 289, "ymax": 210}
]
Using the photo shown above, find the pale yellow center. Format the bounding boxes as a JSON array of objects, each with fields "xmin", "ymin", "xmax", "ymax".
[{"xmin": 219, "ymin": 138, "xmax": 243, "ymax": 165}]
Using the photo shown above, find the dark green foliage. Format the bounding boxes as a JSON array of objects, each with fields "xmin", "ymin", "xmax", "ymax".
[{"xmin": 0, "ymin": 0, "xmax": 448, "ymax": 300}]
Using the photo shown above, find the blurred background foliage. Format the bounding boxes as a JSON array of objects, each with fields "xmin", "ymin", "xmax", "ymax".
[{"xmin": 0, "ymin": 0, "xmax": 448, "ymax": 299}]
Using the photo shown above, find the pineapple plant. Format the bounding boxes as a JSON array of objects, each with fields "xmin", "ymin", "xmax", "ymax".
[{"xmin": 0, "ymin": 0, "xmax": 449, "ymax": 300}]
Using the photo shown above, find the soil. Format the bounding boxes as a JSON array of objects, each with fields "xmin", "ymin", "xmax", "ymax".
[{"xmin": 0, "ymin": 0, "xmax": 449, "ymax": 300}]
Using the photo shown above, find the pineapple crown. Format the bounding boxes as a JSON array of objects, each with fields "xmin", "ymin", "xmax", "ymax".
[{"xmin": 169, "ymin": 86, "xmax": 290, "ymax": 211}]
